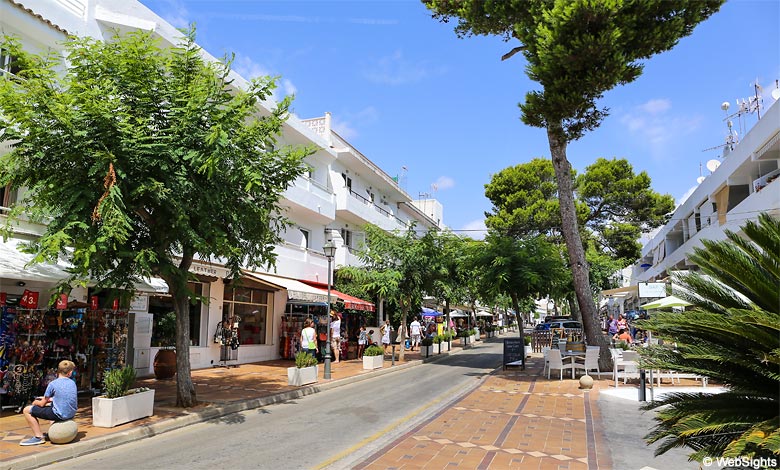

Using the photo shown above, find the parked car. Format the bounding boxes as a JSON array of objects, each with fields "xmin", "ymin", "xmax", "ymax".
[{"xmin": 535, "ymin": 320, "xmax": 582, "ymax": 331}]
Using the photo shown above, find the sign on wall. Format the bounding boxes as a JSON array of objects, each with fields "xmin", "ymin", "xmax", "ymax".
[{"xmin": 638, "ymin": 282, "xmax": 667, "ymax": 298}]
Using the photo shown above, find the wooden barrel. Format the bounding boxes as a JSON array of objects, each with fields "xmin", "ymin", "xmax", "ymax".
[{"xmin": 153, "ymin": 349, "xmax": 177, "ymax": 379}]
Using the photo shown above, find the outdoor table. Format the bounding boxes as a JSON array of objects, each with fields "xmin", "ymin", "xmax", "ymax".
[{"xmin": 561, "ymin": 350, "xmax": 586, "ymax": 379}]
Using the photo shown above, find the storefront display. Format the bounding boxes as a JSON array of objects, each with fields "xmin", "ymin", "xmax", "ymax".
[
  {"xmin": 0, "ymin": 298, "xmax": 129, "ymax": 413},
  {"xmin": 279, "ymin": 302, "xmax": 328, "ymax": 359}
]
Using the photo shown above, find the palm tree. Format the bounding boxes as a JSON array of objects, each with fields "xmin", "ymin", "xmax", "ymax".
[{"xmin": 638, "ymin": 213, "xmax": 780, "ymax": 462}]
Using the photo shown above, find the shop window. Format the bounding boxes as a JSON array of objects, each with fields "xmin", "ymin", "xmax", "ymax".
[
  {"xmin": 223, "ymin": 285, "xmax": 273, "ymax": 345},
  {"xmin": 148, "ymin": 282, "xmax": 204, "ymax": 346}
]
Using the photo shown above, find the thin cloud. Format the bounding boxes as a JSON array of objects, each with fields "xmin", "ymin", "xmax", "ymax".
[
  {"xmin": 154, "ymin": 0, "xmax": 190, "ymax": 29},
  {"xmin": 676, "ymin": 184, "xmax": 698, "ymax": 207},
  {"xmin": 201, "ymin": 13, "xmax": 397, "ymax": 26},
  {"xmin": 232, "ymin": 54, "xmax": 298, "ymax": 103},
  {"xmin": 620, "ymin": 99, "xmax": 702, "ymax": 151},
  {"xmin": 460, "ymin": 219, "xmax": 487, "ymax": 240},
  {"xmin": 363, "ymin": 50, "xmax": 445, "ymax": 86},
  {"xmin": 331, "ymin": 107, "xmax": 379, "ymax": 141},
  {"xmin": 432, "ymin": 176, "xmax": 455, "ymax": 191}
]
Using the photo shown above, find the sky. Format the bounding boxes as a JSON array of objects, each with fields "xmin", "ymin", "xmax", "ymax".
[{"xmin": 139, "ymin": 0, "xmax": 780, "ymax": 238}]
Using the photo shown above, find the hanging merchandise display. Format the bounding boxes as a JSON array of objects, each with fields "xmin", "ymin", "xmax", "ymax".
[
  {"xmin": 279, "ymin": 302, "xmax": 328, "ymax": 359},
  {"xmin": 0, "ymin": 297, "xmax": 129, "ymax": 413},
  {"xmin": 213, "ymin": 315, "xmax": 240, "ymax": 367}
]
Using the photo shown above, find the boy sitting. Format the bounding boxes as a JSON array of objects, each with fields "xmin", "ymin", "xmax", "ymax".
[{"xmin": 21, "ymin": 360, "xmax": 78, "ymax": 446}]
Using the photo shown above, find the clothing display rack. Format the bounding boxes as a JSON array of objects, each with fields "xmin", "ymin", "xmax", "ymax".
[{"xmin": 213, "ymin": 316, "xmax": 239, "ymax": 368}]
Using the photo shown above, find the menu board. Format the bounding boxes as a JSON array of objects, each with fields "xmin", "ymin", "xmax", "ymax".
[{"xmin": 503, "ymin": 337, "xmax": 525, "ymax": 370}]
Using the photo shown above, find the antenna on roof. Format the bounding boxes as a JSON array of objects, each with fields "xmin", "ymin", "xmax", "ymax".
[
  {"xmin": 772, "ymin": 80, "xmax": 780, "ymax": 101},
  {"xmin": 697, "ymin": 162, "xmax": 705, "ymax": 184},
  {"xmin": 701, "ymin": 101, "xmax": 738, "ymax": 155}
]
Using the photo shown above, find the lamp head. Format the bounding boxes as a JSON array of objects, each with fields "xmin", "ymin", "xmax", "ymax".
[{"xmin": 323, "ymin": 241, "xmax": 336, "ymax": 259}]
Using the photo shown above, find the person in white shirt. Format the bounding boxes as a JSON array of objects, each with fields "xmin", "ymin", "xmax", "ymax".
[
  {"xmin": 330, "ymin": 311, "xmax": 342, "ymax": 363},
  {"xmin": 409, "ymin": 317, "xmax": 422, "ymax": 351}
]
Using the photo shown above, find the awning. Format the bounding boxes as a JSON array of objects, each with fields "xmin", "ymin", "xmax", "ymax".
[
  {"xmin": 297, "ymin": 280, "xmax": 375, "ymax": 312},
  {"xmin": 601, "ymin": 285, "xmax": 639, "ymax": 297},
  {"xmin": 640, "ymin": 295, "xmax": 692, "ymax": 310},
  {"xmin": 475, "ymin": 310, "xmax": 494, "ymax": 317},
  {"xmin": 0, "ymin": 238, "xmax": 73, "ymax": 283},
  {"xmin": 242, "ymin": 271, "xmax": 328, "ymax": 303}
]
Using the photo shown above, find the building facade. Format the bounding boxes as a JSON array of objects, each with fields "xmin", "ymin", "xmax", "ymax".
[{"xmin": 0, "ymin": 0, "xmax": 444, "ymax": 382}]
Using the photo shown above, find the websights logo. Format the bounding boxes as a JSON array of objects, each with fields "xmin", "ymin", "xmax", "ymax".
[{"xmin": 702, "ymin": 456, "xmax": 778, "ymax": 469}]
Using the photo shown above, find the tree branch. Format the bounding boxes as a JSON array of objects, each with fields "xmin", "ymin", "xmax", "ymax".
[{"xmin": 501, "ymin": 46, "xmax": 527, "ymax": 61}]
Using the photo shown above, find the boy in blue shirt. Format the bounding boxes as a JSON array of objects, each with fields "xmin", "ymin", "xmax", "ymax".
[{"xmin": 21, "ymin": 360, "xmax": 78, "ymax": 446}]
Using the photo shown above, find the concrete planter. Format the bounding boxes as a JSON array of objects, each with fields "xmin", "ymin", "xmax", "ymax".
[
  {"xmin": 92, "ymin": 388, "xmax": 155, "ymax": 428},
  {"xmin": 421, "ymin": 345, "xmax": 433, "ymax": 357},
  {"xmin": 287, "ymin": 365, "xmax": 318, "ymax": 386},
  {"xmin": 363, "ymin": 355, "xmax": 383, "ymax": 370},
  {"xmin": 469, "ymin": 335, "xmax": 476, "ymax": 343},
  {"xmin": 440, "ymin": 341, "xmax": 450, "ymax": 352}
]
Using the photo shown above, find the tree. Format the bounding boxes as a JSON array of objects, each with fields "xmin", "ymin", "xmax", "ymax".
[
  {"xmin": 638, "ymin": 214, "xmax": 780, "ymax": 462},
  {"xmin": 338, "ymin": 224, "xmax": 435, "ymax": 361},
  {"xmin": 486, "ymin": 157, "xmax": 674, "ymax": 265},
  {"xmin": 425, "ymin": 0, "xmax": 723, "ymax": 351},
  {"xmin": 0, "ymin": 30, "xmax": 310, "ymax": 407},
  {"xmin": 426, "ymin": 230, "xmax": 472, "ymax": 334}
]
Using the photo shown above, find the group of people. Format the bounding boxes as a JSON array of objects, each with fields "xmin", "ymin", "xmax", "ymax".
[
  {"xmin": 606, "ymin": 312, "xmax": 649, "ymax": 345},
  {"xmin": 299, "ymin": 311, "xmax": 344, "ymax": 363},
  {"xmin": 380, "ymin": 317, "xmax": 425, "ymax": 354}
]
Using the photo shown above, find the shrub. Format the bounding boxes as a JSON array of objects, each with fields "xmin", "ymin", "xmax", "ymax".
[
  {"xmin": 363, "ymin": 345, "xmax": 384, "ymax": 356},
  {"xmin": 103, "ymin": 366, "xmax": 136, "ymax": 399},
  {"xmin": 523, "ymin": 335, "xmax": 531, "ymax": 345},
  {"xmin": 432, "ymin": 335, "xmax": 442, "ymax": 344},
  {"xmin": 421, "ymin": 337, "xmax": 433, "ymax": 347},
  {"xmin": 294, "ymin": 351, "xmax": 318, "ymax": 368}
]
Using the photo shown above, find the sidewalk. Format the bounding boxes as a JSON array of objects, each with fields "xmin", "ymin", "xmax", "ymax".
[{"xmin": 0, "ymin": 345, "xmax": 444, "ymax": 470}]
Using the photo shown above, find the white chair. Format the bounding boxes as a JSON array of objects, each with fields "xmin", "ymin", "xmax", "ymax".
[
  {"xmin": 573, "ymin": 347, "xmax": 601, "ymax": 377},
  {"xmin": 547, "ymin": 349, "xmax": 565, "ymax": 380},
  {"xmin": 542, "ymin": 346, "xmax": 551, "ymax": 376},
  {"xmin": 618, "ymin": 350, "xmax": 640, "ymax": 385}
]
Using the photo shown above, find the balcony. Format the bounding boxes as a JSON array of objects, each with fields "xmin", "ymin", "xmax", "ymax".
[
  {"xmin": 335, "ymin": 189, "xmax": 407, "ymax": 232},
  {"xmin": 282, "ymin": 176, "xmax": 336, "ymax": 224}
]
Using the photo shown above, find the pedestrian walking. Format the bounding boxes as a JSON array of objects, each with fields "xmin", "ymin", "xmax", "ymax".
[
  {"xmin": 300, "ymin": 318, "xmax": 318, "ymax": 359},
  {"xmin": 396, "ymin": 322, "xmax": 408, "ymax": 349},
  {"xmin": 409, "ymin": 317, "xmax": 422, "ymax": 351},
  {"xmin": 357, "ymin": 325, "xmax": 367, "ymax": 358},
  {"xmin": 380, "ymin": 320, "xmax": 393, "ymax": 355},
  {"xmin": 330, "ymin": 311, "xmax": 342, "ymax": 363}
]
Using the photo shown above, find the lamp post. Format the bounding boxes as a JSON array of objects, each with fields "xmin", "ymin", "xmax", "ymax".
[{"xmin": 323, "ymin": 241, "xmax": 336, "ymax": 379}]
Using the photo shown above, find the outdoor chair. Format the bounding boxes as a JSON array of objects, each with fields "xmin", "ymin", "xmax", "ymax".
[
  {"xmin": 617, "ymin": 350, "xmax": 640, "ymax": 385},
  {"xmin": 547, "ymin": 349, "xmax": 565, "ymax": 380},
  {"xmin": 542, "ymin": 346, "xmax": 551, "ymax": 376},
  {"xmin": 572, "ymin": 347, "xmax": 600, "ymax": 377}
]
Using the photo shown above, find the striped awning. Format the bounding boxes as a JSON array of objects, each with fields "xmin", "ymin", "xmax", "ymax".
[{"xmin": 241, "ymin": 271, "xmax": 328, "ymax": 303}]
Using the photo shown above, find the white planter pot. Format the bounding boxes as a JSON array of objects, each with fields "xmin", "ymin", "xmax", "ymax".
[
  {"xmin": 363, "ymin": 355, "xmax": 383, "ymax": 370},
  {"xmin": 92, "ymin": 388, "xmax": 155, "ymax": 428},
  {"xmin": 287, "ymin": 365, "xmax": 318, "ymax": 386},
  {"xmin": 433, "ymin": 343, "xmax": 442, "ymax": 354},
  {"xmin": 441, "ymin": 342, "xmax": 450, "ymax": 352},
  {"xmin": 421, "ymin": 345, "xmax": 433, "ymax": 357},
  {"xmin": 469, "ymin": 335, "xmax": 476, "ymax": 343}
]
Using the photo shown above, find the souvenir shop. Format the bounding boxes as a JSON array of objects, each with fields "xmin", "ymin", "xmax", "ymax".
[
  {"xmin": 1, "ymin": 287, "xmax": 131, "ymax": 413},
  {"xmin": 278, "ymin": 289, "xmax": 376, "ymax": 361}
]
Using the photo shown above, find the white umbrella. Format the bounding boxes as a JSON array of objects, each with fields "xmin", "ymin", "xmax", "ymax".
[
  {"xmin": 475, "ymin": 310, "xmax": 493, "ymax": 317},
  {"xmin": 640, "ymin": 295, "xmax": 692, "ymax": 310},
  {"xmin": 448, "ymin": 309, "xmax": 468, "ymax": 318}
]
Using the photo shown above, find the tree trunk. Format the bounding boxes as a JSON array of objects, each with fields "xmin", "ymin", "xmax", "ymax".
[
  {"xmin": 398, "ymin": 297, "xmax": 408, "ymax": 362},
  {"xmin": 162, "ymin": 250, "xmax": 197, "ymax": 408},
  {"xmin": 510, "ymin": 292, "xmax": 524, "ymax": 344},
  {"xmin": 547, "ymin": 124, "xmax": 611, "ymax": 369}
]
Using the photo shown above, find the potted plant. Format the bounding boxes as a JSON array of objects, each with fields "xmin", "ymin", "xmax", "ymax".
[
  {"xmin": 92, "ymin": 366, "xmax": 155, "ymax": 428},
  {"xmin": 363, "ymin": 345, "xmax": 384, "ymax": 370},
  {"xmin": 432, "ymin": 334, "xmax": 442, "ymax": 354},
  {"xmin": 153, "ymin": 312, "xmax": 177, "ymax": 379},
  {"xmin": 459, "ymin": 329, "xmax": 470, "ymax": 345},
  {"xmin": 440, "ymin": 332, "xmax": 451, "ymax": 352},
  {"xmin": 420, "ymin": 336, "xmax": 434, "ymax": 357},
  {"xmin": 469, "ymin": 328, "xmax": 476, "ymax": 344},
  {"xmin": 287, "ymin": 351, "xmax": 318, "ymax": 386}
]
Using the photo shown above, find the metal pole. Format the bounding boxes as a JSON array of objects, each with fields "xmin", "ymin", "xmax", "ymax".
[
  {"xmin": 639, "ymin": 369, "xmax": 647, "ymax": 402},
  {"xmin": 324, "ymin": 255, "xmax": 332, "ymax": 379}
]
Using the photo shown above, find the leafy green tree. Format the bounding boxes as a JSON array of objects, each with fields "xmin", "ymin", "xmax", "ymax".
[
  {"xmin": 486, "ymin": 157, "xmax": 674, "ymax": 265},
  {"xmin": 338, "ymin": 224, "xmax": 435, "ymax": 361},
  {"xmin": 425, "ymin": 230, "xmax": 473, "ymax": 333},
  {"xmin": 467, "ymin": 233, "xmax": 566, "ymax": 342},
  {"xmin": 425, "ymin": 0, "xmax": 722, "ymax": 350},
  {"xmin": 0, "ymin": 30, "xmax": 310, "ymax": 407},
  {"xmin": 639, "ymin": 214, "xmax": 780, "ymax": 462}
]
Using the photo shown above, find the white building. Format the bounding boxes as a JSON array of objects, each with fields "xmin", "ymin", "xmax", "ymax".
[
  {"xmin": 0, "ymin": 0, "xmax": 443, "ymax": 380},
  {"xmin": 603, "ymin": 96, "xmax": 780, "ymax": 315}
]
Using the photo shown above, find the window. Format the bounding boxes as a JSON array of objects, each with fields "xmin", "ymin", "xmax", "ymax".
[
  {"xmin": 341, "ymin": 228, "xmax": 352, "ymax": 248},
  {"xmin": 147, "ymin": 282, "xmax": 205, "ymax": 346},
  {"xmin": 300, "ymin": 228, "xmax": 309, "ymax": 249},
  {"xmin": 0, "ymin": 184, "xmax": 13, "ymax": 208},
  {"xmin": 341, "ymin": 173, "xmax": 352, "ymax": 191},
  {"xmin": 0, "ymin": 48, "xmax": 21, "ymax": 76},
  {"xmin": 223, "ymin": 286, "xmax": 273, "ymax": 345}
]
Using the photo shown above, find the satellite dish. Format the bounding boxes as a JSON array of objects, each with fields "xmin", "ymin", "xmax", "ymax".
[
  {"xmin": 706, "ymin": 159, "xmax": 721, "ymax": 172},
  {"xmin": 772, "ymin": 88, "xmax": 780, "ymax": 101},
  {"xmin": 721, "ymin": 101, "xmax": 730, "ymax": 111},
  {"xmin": 697, "ymin": 176, "xmax": 706, "ymax": 184}
]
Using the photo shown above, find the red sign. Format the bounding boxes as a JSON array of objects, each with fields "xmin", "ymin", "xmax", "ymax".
[
  {"xmin": 90, "ymin": 295, "xmax": 99, "ymax": 310},
  {"xmin": 55, "ymin": 293, "xmax": 68, "ymax": 310},
  {"xmin": 0, "ymin": 292, "xmax": 6, "ymax": 306},
  {"xmin": 20, "ymin": 290, "xmax": 39, "ymax": 309},
  {"xmin": 112, "ymin": 298, "xmax": 119, "ymax": 310}
]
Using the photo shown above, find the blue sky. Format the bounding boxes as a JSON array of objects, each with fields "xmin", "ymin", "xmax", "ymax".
[{"xmin": 140, "ymin": 0, "xmax": 779, "ymax": 237}]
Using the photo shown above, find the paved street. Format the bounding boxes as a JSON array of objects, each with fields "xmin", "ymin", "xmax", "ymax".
[{"xmin": 27, "ymin": 338, "xmax": 703, "ymax": 470}]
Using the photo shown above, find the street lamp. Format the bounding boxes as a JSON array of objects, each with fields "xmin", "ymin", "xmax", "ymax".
[{"xmin": 323, "ymin": 241, "xmax": 336, "ymax": 379}]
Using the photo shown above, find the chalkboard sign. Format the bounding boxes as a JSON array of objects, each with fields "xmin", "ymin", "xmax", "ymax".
[{"xmin": 503, "ymin": 337, "xmax": 525, "ymax": 370}]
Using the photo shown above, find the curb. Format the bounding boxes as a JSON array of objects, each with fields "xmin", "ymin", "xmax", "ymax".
[{"xmin": 2, "ymin": 349, "xmax": 463, "ymax": 470}]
